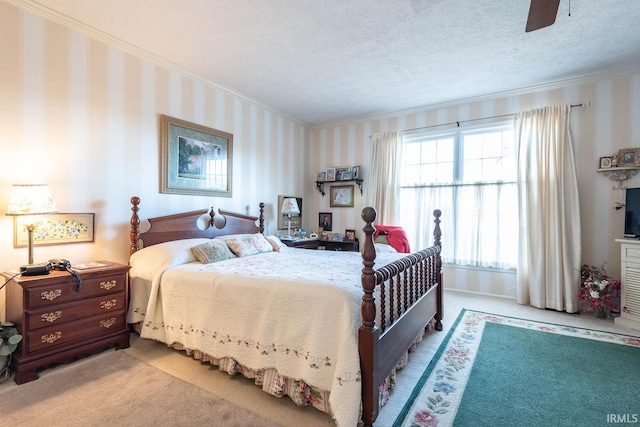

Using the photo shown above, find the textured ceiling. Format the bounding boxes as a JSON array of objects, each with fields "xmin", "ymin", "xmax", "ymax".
[{"xmin": 11, "ymin": 0, "xmax": 640, "ymax": 126}]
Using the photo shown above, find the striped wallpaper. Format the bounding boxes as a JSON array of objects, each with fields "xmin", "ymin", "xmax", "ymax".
[{"xmin": 1, "ymin": 1, "xmax": 640, "ymax": 311}]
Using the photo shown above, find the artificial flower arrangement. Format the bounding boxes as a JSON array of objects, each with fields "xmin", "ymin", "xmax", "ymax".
[{"xmin": 578, "ymin": 263, "xmax": 621, "ymax": 318}]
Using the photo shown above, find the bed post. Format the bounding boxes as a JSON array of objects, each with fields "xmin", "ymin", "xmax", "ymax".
[
  {"xmin": 258, "ymin": 202, "xmax": 265, "ymax": 233},
  {"xmin": 359, "ymin": 206, "xmax": 380, "ymax": 427},
  {"xmin": 130, "ymin": 196, "xmax": 141, "ymax": 255},
  {"xmin": 433, "ymin": 209, "xmax": 443, "ymax": 331}
]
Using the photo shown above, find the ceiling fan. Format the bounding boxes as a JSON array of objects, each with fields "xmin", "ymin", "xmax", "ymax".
[{"xmin": 525, "ymin": 0, "xmax": 561, "ymax": 32}]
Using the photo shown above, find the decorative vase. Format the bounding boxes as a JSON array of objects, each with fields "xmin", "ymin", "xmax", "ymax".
[{"xmin": 596, "ymin": 307, "xmax": 612, "ymax": 319}]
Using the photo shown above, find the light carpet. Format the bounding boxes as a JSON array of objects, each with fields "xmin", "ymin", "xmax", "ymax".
[
  {"xmin": 392, "ymin": 309, "xmax": 640, "ymax": 427},
  {"xmin": 0, "ymin": 349, "xmax": 282, "ymax": 427}
]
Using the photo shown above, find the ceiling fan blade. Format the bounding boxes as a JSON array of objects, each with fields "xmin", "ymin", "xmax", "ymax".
[{"xmin": 525, "ymin": 0, "xmax": 561, "ymax": 32}]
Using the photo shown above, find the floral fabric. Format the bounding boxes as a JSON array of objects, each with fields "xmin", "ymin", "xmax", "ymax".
[
  {"xmin": 191, "ymin": 240, "xmax": 235, "ymax": 264},
  {"xmin": 225, "ymin": 234, "xmax": 274, "ymax": 257}
]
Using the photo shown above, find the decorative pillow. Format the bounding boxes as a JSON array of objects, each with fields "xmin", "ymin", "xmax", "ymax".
[
  {"xmin": 374, "ymin": 235, "xmax": 390, "ymax": 244},
  {"xmin": 264, "ymin": 235, "xmax": 286, "ymax": 252},
  {"xmin": 374, "ymin": 242, "xmax": 398, "ymax": 253},
  {"xmin": 129, "ymin": 238, "xmax": 211, "ymax": 280},
  {"xmin": 191, "ymin": 240, "xmax": 235, "ymax": 264},
  {"xmin": 225, "ymin": 234, "xmax": 274, "ymax": 257}
]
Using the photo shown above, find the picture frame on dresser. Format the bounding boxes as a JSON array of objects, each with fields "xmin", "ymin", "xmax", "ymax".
[{"xmin": 160, "ymin": 114, "xmax": 233, "ymax": 197}]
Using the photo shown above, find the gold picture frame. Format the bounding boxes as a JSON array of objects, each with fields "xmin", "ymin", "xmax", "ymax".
[
  {"xmin": 617, "ymin": 148, "xmax": 640, "ymax": 167},
  {"xmin": 14, "ymin": 213, "xmax": 95, "ymax": 248},
  {"xmin": 160, "ymin": 114, "xmax": 233, "ymax": 197},
  {"xmin": 330, "ymin": 185, "xmax": 355, "ymax": 207}
]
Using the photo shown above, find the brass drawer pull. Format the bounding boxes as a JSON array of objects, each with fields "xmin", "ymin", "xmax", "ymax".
[
  {"xmin": 100, "ymin": 318, "xmax": 116, "ymax": 329},
  {"xmin": 41, "ymin": 332, "xmax": 62, "ymax": 344},
  {"xmin": 41, "ymin": 311, "xmax": 62, "ymax": 323},
  {"xmin": 41, "ymin": 289, "xmax": 62, "ymax": 301},
  {"xmin": 100, "ymin": 299, "xmax": 117, "ymax": 310},
  {"xmin": 100, "ymin": 280, "xmax": 117, "ymax": 291}
]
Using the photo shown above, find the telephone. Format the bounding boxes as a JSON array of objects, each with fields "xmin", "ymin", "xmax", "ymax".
[
  {"xmin": 49, "ymin": 258, "xmax": 71, "ymax": 270},
  {"xmin": 48, "ymin": 259, "xmax": 82, "ymax": 291}
]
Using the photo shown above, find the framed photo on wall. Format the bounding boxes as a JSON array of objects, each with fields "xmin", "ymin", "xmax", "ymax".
[
  {"xmin": 14, "ymin": 213, "xmax": 95, "ymax": 247},
  {"xmin": 319, "ymin": 212, "xmax": 332, "ymax": 231},
  {"xmin": 330, "ymin": 185, "xmax": 354, "ymax": 207},
  {"xmin": 160, "ymin": 114, "xmax": 233, "ymax": 197}
]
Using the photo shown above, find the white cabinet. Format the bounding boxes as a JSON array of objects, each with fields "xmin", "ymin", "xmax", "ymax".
[{"xmin": 615, "ymin": 239, "xmax": 640, "ymax": 331}]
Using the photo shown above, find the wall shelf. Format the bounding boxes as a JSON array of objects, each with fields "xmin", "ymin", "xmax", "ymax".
[
  {"xmin": 314, "ymin": 179, "xmax": 364, "ymax": 197},
  {"xmin": 598, "ymin": 167, "xmax": 640, "ymax": 190}
]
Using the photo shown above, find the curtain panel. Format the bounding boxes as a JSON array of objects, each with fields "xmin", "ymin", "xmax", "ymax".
[
  {"xmin": 366, "ymin": 131, "xmax": 402, "ymax": 225},
  {"xmin": 516, "ymin": 104, "xmax": 581, "ymax": 312}
]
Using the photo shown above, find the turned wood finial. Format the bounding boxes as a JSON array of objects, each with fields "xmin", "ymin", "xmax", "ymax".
[
  {"xmin": 360, "ymin": 206, "xmax": 377, "ymax": 330},
  {"xmin": 259, "ymin": 202, "xmax": 265, "ymax": 233},
  {"xmin": 130, "ymin": 196, "xmax": 141, "ymax": 255}
]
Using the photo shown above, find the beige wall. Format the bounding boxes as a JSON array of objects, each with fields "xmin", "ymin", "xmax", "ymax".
[
  {"xmin": 0, "ymin": 4, "xmax": 310, "ymax": 317},
  {"xmin": 311, "ymin": 71, "xmax": 640, "ymax": 297}
]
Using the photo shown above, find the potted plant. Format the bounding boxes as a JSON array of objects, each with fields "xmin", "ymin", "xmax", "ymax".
[
  {"xmin": 0, "ymin": 321, "xmax": 22, "ymax": 382},
  {"xmin": 578, "ymin": 264, "xmax": 621, "ymax": 319}
]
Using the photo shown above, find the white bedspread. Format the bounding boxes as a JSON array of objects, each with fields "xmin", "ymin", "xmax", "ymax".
[{"xmin": 130, "ymin": 246, "xmax": 402, "ymax": 427}]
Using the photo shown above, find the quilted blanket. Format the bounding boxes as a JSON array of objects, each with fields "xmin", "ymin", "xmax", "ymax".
[{"xmin": 131, "ymin": 244, "xmax": 402, "ymax": 427}]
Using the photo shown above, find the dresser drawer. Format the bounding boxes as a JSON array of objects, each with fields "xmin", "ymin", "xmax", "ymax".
[
  {"xmin": 27, "ymin": 292, "xmax": 125, "ymax": 331},
  {"xmin": 25, "ymin": 273, "xmax": 126, "ymax": 308},
  {"xmin": 26, "ymin": 311, "xmax": 126, "ymax": 353}
]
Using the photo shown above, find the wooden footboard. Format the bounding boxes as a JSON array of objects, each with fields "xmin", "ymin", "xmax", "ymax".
[{"xmin": 359, "ymin": 207, "xmax": 443, "ymax": 427}]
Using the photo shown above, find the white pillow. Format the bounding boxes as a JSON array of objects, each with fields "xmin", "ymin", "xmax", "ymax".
[
  {"xmin": 225, "ymin": 234, "xmax": 274, "ymax": 257},
  {"xmin": 264, "ymin": 235, "xmax": 286, "ymax": 251},
  {"xmin": 130, "ymin": 238, "xmax": 211, "ymax": 280},
  {"xmin": 374, "ymin": 242, "xmax": 398, "ymax": 253}
]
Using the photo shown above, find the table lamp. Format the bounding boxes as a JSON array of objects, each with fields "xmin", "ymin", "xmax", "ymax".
[
  {"xmin": 280, "ymin": 197, "xmax": 300, "ymax": 239},
  {"xmin": 6, "ymin": 184, "xmax": 58, "ymax": 265}
]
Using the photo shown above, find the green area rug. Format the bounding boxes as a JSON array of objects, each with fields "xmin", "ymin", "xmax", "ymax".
[{"xmin": 393, "ymin": 310, "xmax": 640, "ymax": 427}]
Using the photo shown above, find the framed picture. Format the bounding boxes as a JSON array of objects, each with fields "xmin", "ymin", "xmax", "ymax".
[
  {"xmin": 345, "ymin": 229, "xmax": 356, "ymax": 241},
  {"xmin": 14, "ymin": 213, "xmax": 95, "ymax": 248},
  {"xmin": 160, "ymin": 114, "xmax": 233, "ymax": 197},
  {"xmin": 330, "ymin": 185, "xmax": 355, "ymax": 207},
  {"xmin": 277, "ymin": 195, "xmax": 303, "ymax": 230},
  {"xmin": 618, "ymin": 148, "xmax": 640, "ymax": 167},
  {"xmin": 335, "ymin": 165, "xmax": 351, "ymax": 181},
  {"xmin": 319, "ymin": 212, "xmax": 332, "ymax": 231},
  {"xmin": 599, "ymin": 156, "xmax": 613, "ymax": 169},
  {"xmin": 326, "ymin": 168, "xmax": 336, "ymax": 182},
  {"xmin": 316, "ymin": 171, "xmax": 326, "ymax": 182},
  {"xmin": 352, "ymin": 165, "xmax": 361, "ymax": 179}
]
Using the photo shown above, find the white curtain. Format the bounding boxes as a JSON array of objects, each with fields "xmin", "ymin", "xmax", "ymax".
[
  {"xmin": 366, "ymin": 131, "xmax": 402, "ymax": 224},
  {"xmin": 516, "ymin": 105, "xmax": 581, "ymax": 312}
]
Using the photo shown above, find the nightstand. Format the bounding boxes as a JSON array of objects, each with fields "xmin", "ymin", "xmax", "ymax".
[
  {"xmin": 1, "ymin": 262, "xmax": 131, "ymax": 384},
  {"xmin": 282, "ymin": 238, "xmax": 320, "ymax": 249}
]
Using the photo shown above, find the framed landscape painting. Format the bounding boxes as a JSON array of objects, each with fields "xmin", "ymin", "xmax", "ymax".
[{"xmin": 160, "ymin": 114, "xmax": 233, "ymax": 197}]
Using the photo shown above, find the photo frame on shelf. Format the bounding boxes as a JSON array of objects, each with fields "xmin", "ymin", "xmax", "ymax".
[
  {"xmin": 330, "ymin": 185, "xmax": 355, "ymax": 207},
  {"xmin": 14, "ymin": 213, "xmax": 95, "ymax": 247},
  {"xmin": 319, "ymin": 212, "xmax": 332, "ymax": 231},
  {"xmin": 617, "ymin": 148, "xmax": 640, "ymax": 167},
  {"xmin": 352, "ymin": 165, "xmax": 361, "ymax": 179},
  {"xmin": 160, "ymin": 114, "xmax": 233, "ymax": 197},
  {"xmin": 599, "ymin": 156, "xmax": 613, "ymax": 169},
  {"xmin": 277, "ymin": 195, "xmax": 303, "ymax": 230},
  {"xmin": 345, "ymin": 229, "xmax": 356, "ymax": 241},
  {"xmin": 316, "ymin": 171, "xmax": 326, "ymax": 182},
  {"xmin": 326, "ymin": 168, "xmax": 336, "ymax": 182},
  {"xmin": 335, "ymin": 165, "xmax": 351, "ymax": 181}
]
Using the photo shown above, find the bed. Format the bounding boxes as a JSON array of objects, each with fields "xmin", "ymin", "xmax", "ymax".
[{"xmin": 127, "ymin": 196, "xmax": 443, "ymax": 427}]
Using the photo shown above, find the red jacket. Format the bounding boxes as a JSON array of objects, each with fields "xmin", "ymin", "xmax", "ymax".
[{"xmin": 373, "ymin": 225, "xmax": 411, "ymax": 253}]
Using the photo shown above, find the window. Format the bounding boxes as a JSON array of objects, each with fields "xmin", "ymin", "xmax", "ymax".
[{"xmin": 400, "ymin": 123, "xmax": 517, "ymax": 269}]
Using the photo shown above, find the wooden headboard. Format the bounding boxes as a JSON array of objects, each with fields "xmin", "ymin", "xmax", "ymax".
[{"xmin": 129, "ymin": 196, "xmax": 265, "ymax": 255}]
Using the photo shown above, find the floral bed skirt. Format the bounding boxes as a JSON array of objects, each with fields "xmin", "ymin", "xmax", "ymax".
[{"xmin": 132, "ymin": 322, "xmax": 427, "ymax": 423}]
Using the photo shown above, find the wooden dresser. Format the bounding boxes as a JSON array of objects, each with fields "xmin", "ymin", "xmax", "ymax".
[{"xmin": 1, "ymin": 262, "xmax": 131, "ymax": 384}]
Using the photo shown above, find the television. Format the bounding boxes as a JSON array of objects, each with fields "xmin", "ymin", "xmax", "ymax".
[{"xmin": 624, "ymin": 187, "xmax": 640, "ymax": 237}]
